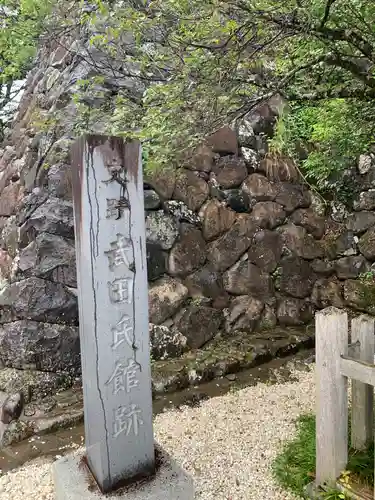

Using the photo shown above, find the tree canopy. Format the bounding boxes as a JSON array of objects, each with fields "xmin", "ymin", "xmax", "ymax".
[{"xmin": 2, "ymin": 0, "xmax": 375, "ymax": 198}]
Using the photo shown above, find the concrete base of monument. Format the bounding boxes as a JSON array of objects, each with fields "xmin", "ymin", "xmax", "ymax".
[{"xmin": 53, "ymin": 443, "xmax": 194, "ymax": 500}]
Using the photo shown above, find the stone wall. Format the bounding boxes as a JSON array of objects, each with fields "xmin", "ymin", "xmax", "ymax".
[{"xmin": 0, "ymin": 34, "xmax": 375, "ymax": 379}]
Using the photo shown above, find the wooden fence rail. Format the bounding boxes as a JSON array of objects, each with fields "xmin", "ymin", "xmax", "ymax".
[{"xmin": 316, "ymin": 307, "xmax": 375, "ymax": 493}]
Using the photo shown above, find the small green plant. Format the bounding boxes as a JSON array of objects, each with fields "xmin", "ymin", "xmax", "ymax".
[{"xmin": 272, "ymin": 413, "xmax": 374, "ymax": 498}]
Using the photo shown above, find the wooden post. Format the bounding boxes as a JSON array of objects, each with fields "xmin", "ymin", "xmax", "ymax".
[
  {"xmin": 316, "ymin": 307, "xmax": 348, "ymax": 487},
  {"xmin": 71, "ymin": 136, "xmax": 154, "ymax": 493},
  {"xmin": 351, "ymin": 315, "xmax": 374, "ymax": 451}
]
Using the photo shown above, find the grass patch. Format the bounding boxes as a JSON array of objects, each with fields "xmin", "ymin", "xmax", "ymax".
[{"xmin": 272, "ymin": 413, "xmax": 374, "ymax": 498}]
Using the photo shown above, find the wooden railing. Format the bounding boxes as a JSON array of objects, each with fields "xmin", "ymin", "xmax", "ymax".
[{"xmin": 316, "ymin": 307, "xmax": 375, "ymax": 491}]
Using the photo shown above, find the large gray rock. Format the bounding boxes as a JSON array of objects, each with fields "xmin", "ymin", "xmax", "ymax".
[
  {"xmin": 277, "ymin": 297, "xmax": 313, "ymax": 326},
  {"xmin": 290, "ymin": 208, "xmax": 325, "ymax": 239},
  {"xmin": 278, "ymin": 256, "xmax": 316, "ymax": 298},
  {"xmin": 145, "ymin": 211, "xmax": 179, "ymax": 250},
  {"xmin": 223, "ymin": 259, "xmax": 273, "ymax": 298},
  {"xmin": 163, "ymin": 200, "xmax": 201, "ymax": 225},
  {"xmin": 0, "ymin": 321, "xmax": 80, "ymax": 373},
  {"xmin": 344, "ymin": 279, "xmax": 375, "ymax": 314},
  {"xmin": 212, "ymin": 156, "xmax": 248, "ymax": 189},
  {"xmin": 149, "ymin": 324, "xmax": 188, "ymax": 361},
  {"xmin": 184, "ymin": 265, "xmax": 226, "ymax": 301},
  {"xmin": 144, "ymin": 168, "xmax": 176, "ymax": 200},
  {"xmin": 173, "ymin": 169, "xmax": 209, "ymax": 212},
  {"xmin": 353, "ymin": 190, "xmax": 375, "ymax": 211},
  {"xmin": 174, "ymin": 305, "xmax": 223, "ymax": 349},
  {"xmin": 251, "ymin": 202, "xmax": 286, "ymax": 229},
  {"xmin": 312, "ymin": 278, "xmax": 344, "ymax": 309},
  {"xmin": 248, "ymin": 230, "xmax": 283, "ymax": 273},
  {"xmin": 16, "ymin": 233, "xmax": 76, "ymax": 287},
  {"xmin": 311, "ymin": 259, "xmax": 335, "ymax": 276},
  {"xmin": 242, "ymin": 173, "xmax": 278, "ymax": 201},
  {"xmin": 144, "ymin": 189, "xmax": 161, "ymax": 210},
  {"xmin": 1, "ymin": 216, "xmax": 19, "ymax": 257},
  {"xmin": 225, "ymin": 295, "xmax": 264, "ymax": 332},
  {"xmin": 0, "ymin": 278, "xmax": 78, "ymax": 324},
  {"xmin": 323, "ymin": 229, "xmax": 357, "ymax": 259},
  {"xmin": 185, "ymin": 144, "xmax": 215, "ymax": 173},
  {"xmin": 148, "ymin": 277, "xmax": 188, "ymax": 325},
  {"xmin": 275, "ymin": 183, "xmax": 311, "ymax": 213},
  {"xmin": 278, "ymin": 224, "xmax": 323, "ymax": 260},
  {"xmin": 207, "ymin": 214, "xmax": 258, "ymax": 272},
  {"xmin": 206, "ymin": 126, "xmax": 238, "ymax": 155},
  {"xmin": 345, "ymin": 211, "xmax": 375, "ymax": 234},
  {"xmin": 199, "ymin": 199, "xmax": 236, "ymax": 241},
  {"xmin": 335, "ymin": 256, "xmax": 369, "ymax": 279},
  {"xmin": 168, "ymin": 224, "xmax": 206, "ymax": 276},
  {"xmin": 358, "ymin": 226, "xmax": 375, "ymax": 260},
  {"xmin": 19, "ymin": 198, "xmax": 74, "ymax": 247}
]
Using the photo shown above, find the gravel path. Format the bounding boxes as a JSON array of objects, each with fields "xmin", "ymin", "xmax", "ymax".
[{"xmin": 0, "ymin": 366, "xmax": 315, "ymax": 500}]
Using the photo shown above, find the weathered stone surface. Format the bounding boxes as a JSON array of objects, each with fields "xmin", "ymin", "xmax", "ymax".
[
  {"xmin": 199, "ymin": 199, "xmax": 236, "ymax": 241},
  {"xmin": 19, "ymin": 198, "xmax": 74, "ymax": 247},
  {"xmin": 212, "ymin": 156, "xmax": 248, "ymax": 189},
  {"xmin": 0, "ymin": 321, "xmax": 80, "ymax": 373},
  {"xmin": 251, "ymin": 202, "xmax": 286, "ymax": 229},
  {"xmin": 168, "ymin": 224, "xmax": 206, "ymax": 276},
  {"xmin": 312, "ymin": 278, "xmax": 344, "ymax": 309},
  {"xmin": 174, "ymin": 305, "xmax": 223, "ymax": 349},
  {"xmin": 223, "ymin": 189, "xmax": 250, "ymax": 213},
  {"xmin": 223, "ymin": 260, "xmax": 273, "ymax": 298},
  {"xmin": 47, "ymin": 163, "xmax": 72, "ymax": 199},
  {"xmin": 0, "ymin": 216, "xmax": 19, "ymax": 257},
  {"xmin": 207, "ymin": 214, "xmax": 258, "ymax": 272},
  {"xmin": 358, "ymin": 226, "xmax": 375, "ymax": 260},
  {"xmin": 0, "ymin": 249, "xmax": 12, "ymax": 282},
  {"xmin": 17, "ymin": 233, "xmax": 76, "ymax": 287},
  {"xmin": 277, "ymin": 297, "xmax": 313, "ymax": 326},
  {"xmin": 278, "ymin": 256, "xmax": 316, "ymax": 298},
  {"xmin": 148, "ymin": 277, "xmax": 189, "ymax": 325},
  {"xmin": 290, "ymin": 208, "xmax": 325, "ymax": 239},
  {"xmin": 259, "ymin": 304, "xmax": 277, "ymax": 329},
  {"xmin": 14, "ymin": 188, "xmax": 48, "ymax": 226},
  {"xmin": 225, "ymin": 296, "xmax": 264, "ymax": 333},
  {"xmin": 344, "ymin": 279, "xmax": 375, "ymax": 314},
  {"xmin": 278, "ymin": 224, "xmax": 323, "ymax": 260},
  {"xmin": 310, "ymin": 192, "xmax": 326, "ymax": 217},
  {"xmin": 144, "ymin": 167, "xmax": 176, "ymax": 200},
  {"xmin": 345, "ymin": 211, "xmax": 375, "ymax": 234},
  {"xmin": 311, "ymin": 259, "xmax": 335, "ymax": 276},
  {"xmin": 358, "ymin": 154, "xmax": 374, "ymax": 175},
  {"xmin": 242, "ymin": 173, "xmax": 278, "ymax": 201},
  {"xmin": 241, "ymin": 148, "xmax": 259, "ymax": 172},
  {"xmin": 248, "ymin": 230, "xmax": 282, "ymax": 273},
  {"xmin": 206, "ymin": 126, "xmax": 238, "ymax": 155},
  {"xmin": 146, "ymin": 243, "xmax": 167, "ymax": 281},
  {"xmin": 185, "ymin": 144, "xmax": 215, "ymax": 173},
  {"xmin": 173, "ymin": 170, "xmax": 209, "ymax": 211},
  {"xmin": 353, "ymin": 190, "xmax": 375, "ymax": 211},
  {"xmin": 0, "ymin": 278, "xmax": 78, "ymax": 324},
  {"xmin": 258, "ymin": 156, "xmax": 300, "ymax": 183},
  {"xmin": 0, "ymin": 182, "xmax": 22, "ymax": 216},
  {"xmin": 163, "ymin": 200, "xmax": 201, "ymax": 225},
  {"xmin": 145, "ymin": 210, "xmax": 179, "ymax": 250},
  {"xmin": 144, "ymin": 189, "xmax": 161, "ymax": 210},
  {"xmin": 275, "ymin": 183, "xmax": 311, "ymax": 213},
  {"xmin": 149, "ymin": 324, "xmax": 188, "ymax": 361},
  {"xmin": 335, "ymin": 256, "xmax": 369, "ymax": 279},
  {"xmin": 0, "ymin": 392, "xmax": 24, "ymax": 424},
  {"xmin": 184, "ymin": 265, "xmax": 226, "ymax": 300},
  {"xmin": 323, "ymin": 227, "xmax": 357, "ymax": 259},
  {"xmin": 330, "ymin": 201, "xmax": 349, "ymax": 223}
]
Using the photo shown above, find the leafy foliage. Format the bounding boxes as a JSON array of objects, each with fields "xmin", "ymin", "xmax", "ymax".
[
  {"xmin": 273, "ymin": 413, "xmax": 374, "ymax": 498},
  {"xmin": 72, "ymin": 0, "xmax": 375, "ymax": 182},
  {"xmin": 0, "ymin": 0, "xmax": 55, "ymax": 136}
]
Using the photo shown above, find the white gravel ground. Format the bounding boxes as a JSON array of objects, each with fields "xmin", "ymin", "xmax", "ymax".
[{"xmin": 0, "ymin": 367, "xmax": 315, "ymax": 500}]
